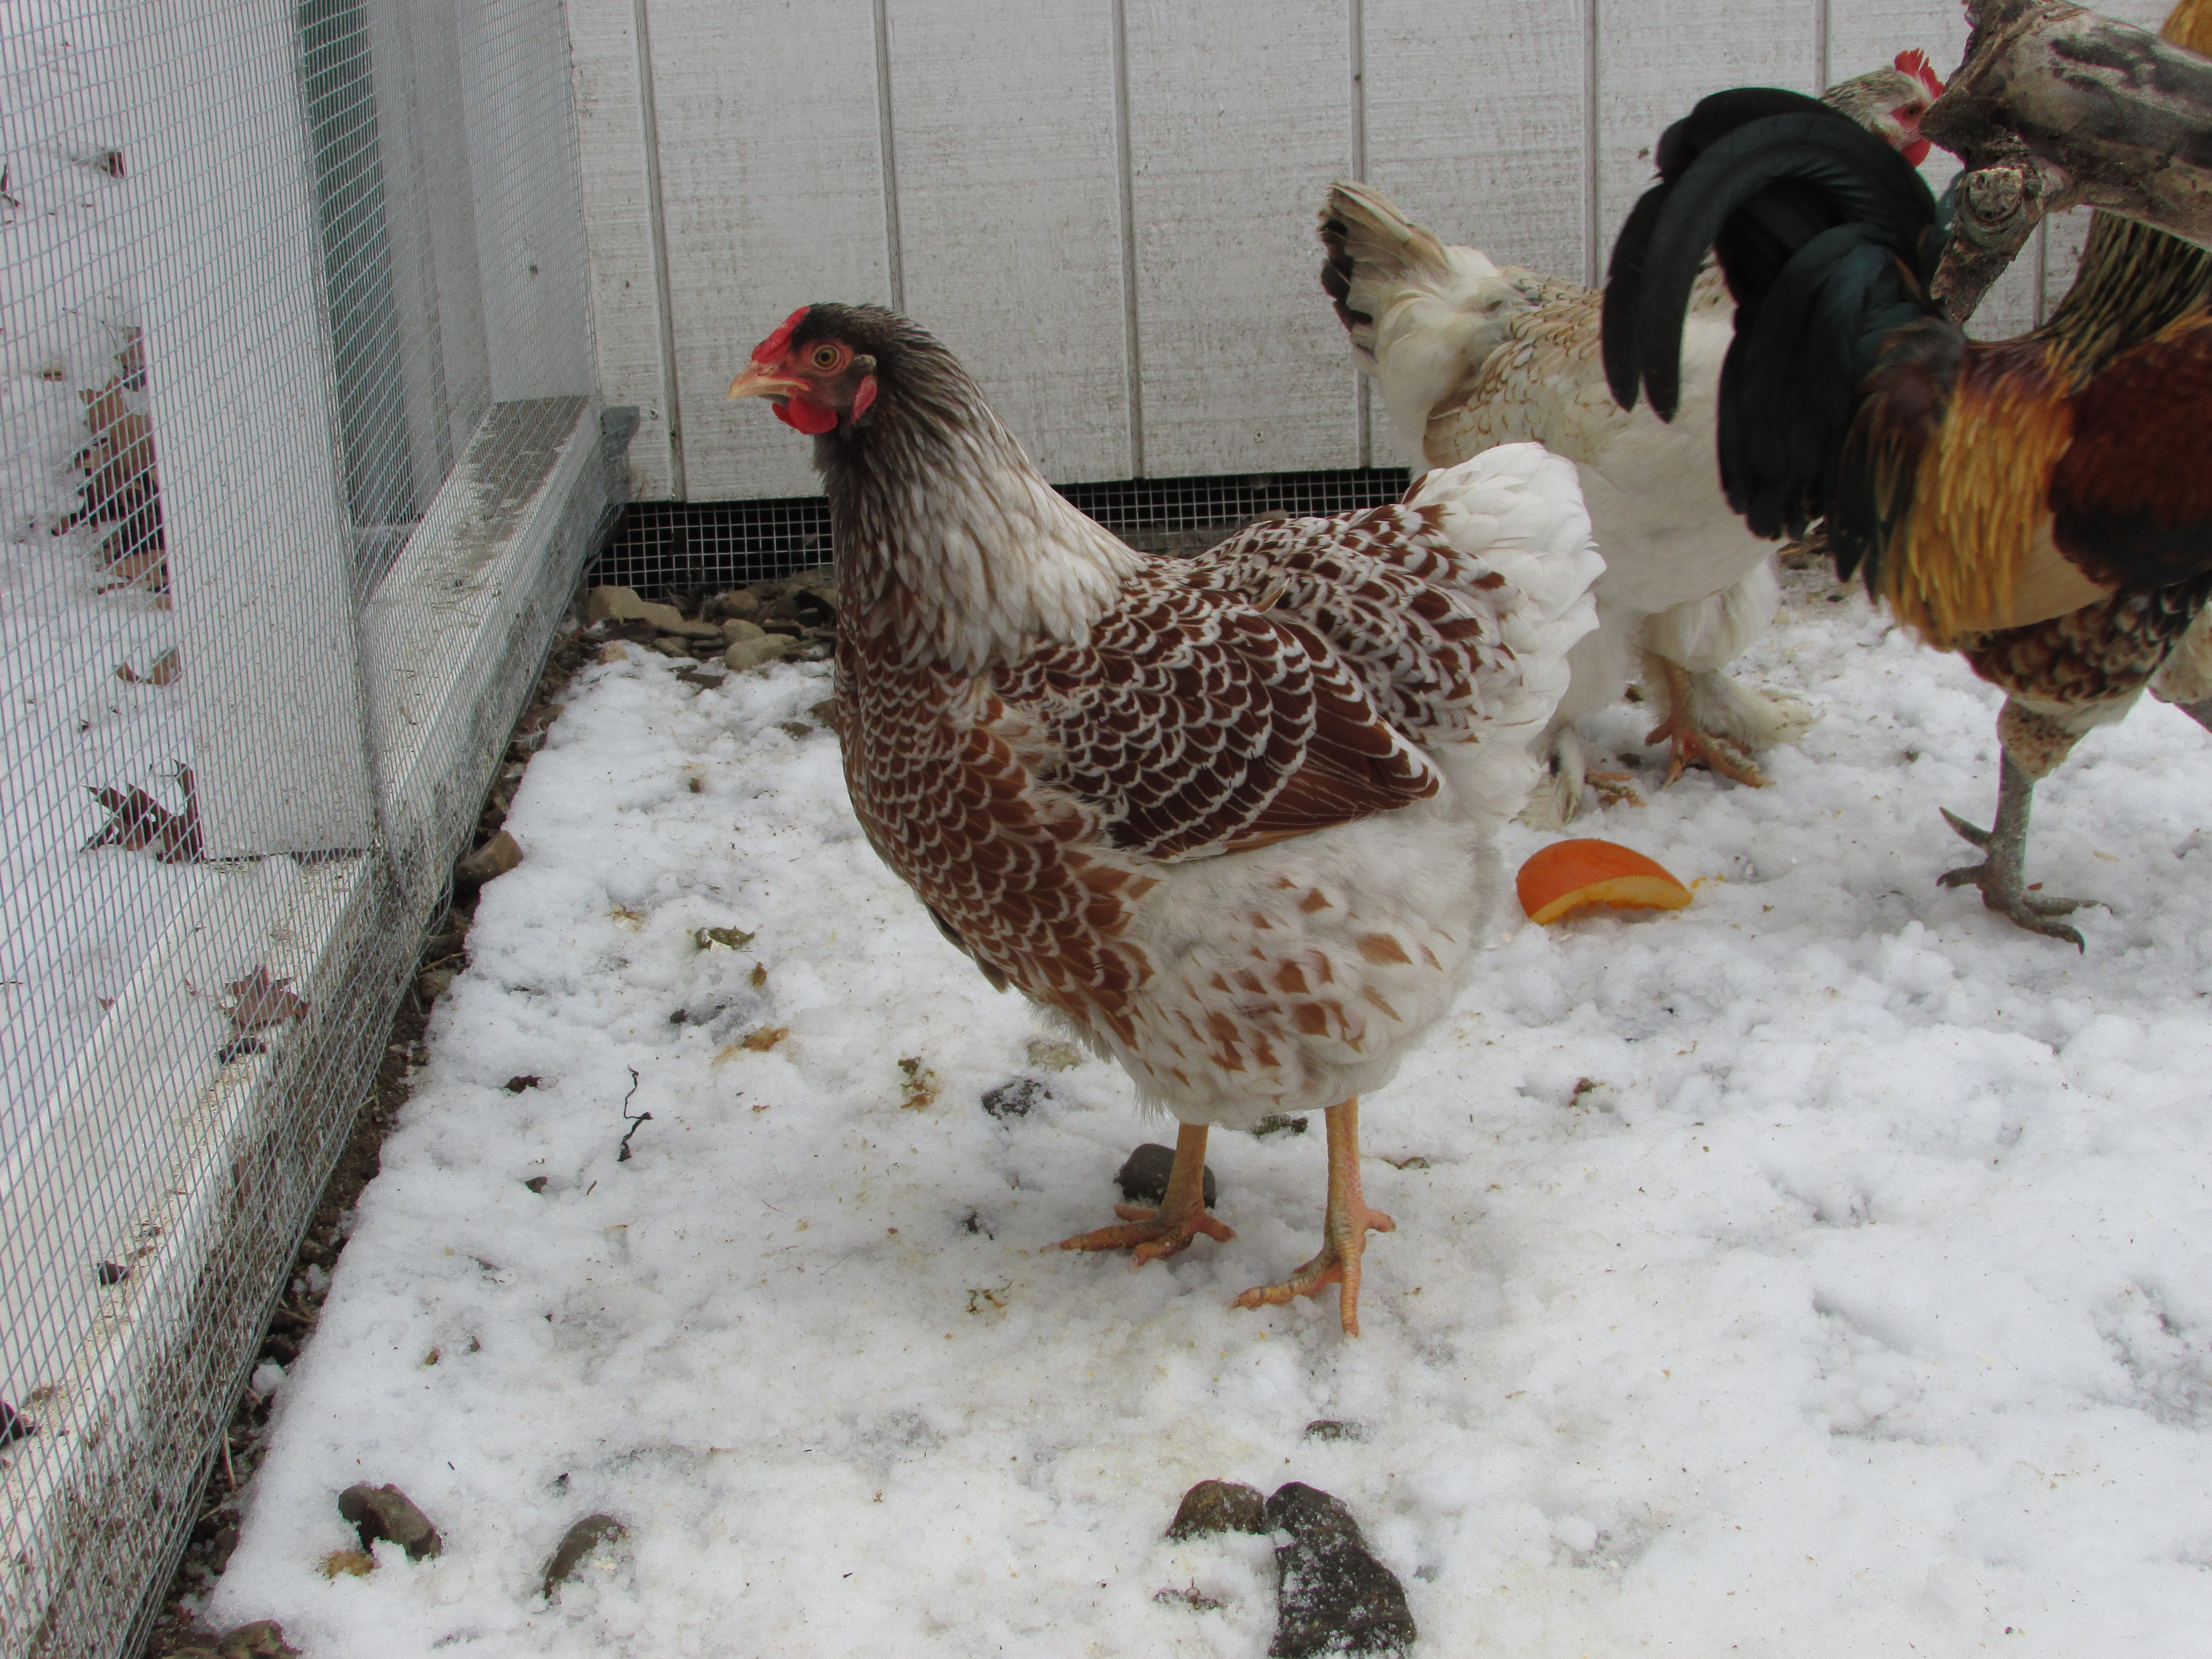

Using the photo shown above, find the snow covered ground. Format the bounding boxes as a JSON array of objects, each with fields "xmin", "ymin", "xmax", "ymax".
[{"xmin": 209, "ymin": 566, "xmax": 2212, "ymax": 1657}]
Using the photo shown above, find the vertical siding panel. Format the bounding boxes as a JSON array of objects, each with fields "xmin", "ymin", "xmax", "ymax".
[
  {"xmin": 884, "ymin": 2, "xmax": 1130, "ymax": 482},
  {"xmin": 1360, "ymin": 0, "xmax": 1587, "ymax": 283},
  {"xmin": 1825, "ymin": 0, "xmax": 1964, "ymax": 86},
  {"xmin": 566, "ymin": 0, "xmax": 678, "ymax": 498},
  {"xmin": 649, "ymin": 0, "xmax": 889, "ymax": 500},
  {"xmin": 1597, "ymin": 1, "xmax": 1814, "ymax": 254},
  {"xmin": 1123, "ymin": 0, "xmax": 1356, "ymax": 478}
]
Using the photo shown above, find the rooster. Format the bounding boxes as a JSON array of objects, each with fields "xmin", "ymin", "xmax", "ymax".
[
  {"xmin": 1319, "ymin": 53, "xmax": 1944, "ymax": 825},
  {"xmin": 731, "ymin": 304, "xmax": 1599, "ymax": 1333},
  {"xmin": 1601, "ymin": 0, "xmax": 2212, "ymax": 946}
]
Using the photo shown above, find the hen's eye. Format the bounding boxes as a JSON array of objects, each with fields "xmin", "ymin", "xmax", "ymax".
[{"xmin": 811, "ymin": 344, "xmax": 843, "ymax": 371}]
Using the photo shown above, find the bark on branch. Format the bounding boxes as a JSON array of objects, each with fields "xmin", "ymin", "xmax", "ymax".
[{"xmin": 1923, "ymin": 0, "xmax": 2212, "ymax": 320}]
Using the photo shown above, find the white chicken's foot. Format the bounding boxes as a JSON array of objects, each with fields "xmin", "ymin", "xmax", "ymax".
[
  {"xmin": 1231, "ymin": 1099, "xmax": 1394, "ymax": 1337},
  {"xmin": 1586, "ymin": 769, "xmax": 1645, "ymax": 809},
  {"xmin": 1054, "ymin": 1121, "xmax": 1233, "ymax": 1265},
  {"xmin": 1647, "ymin": 657, "xmax": 1774, "ymax": 789}
]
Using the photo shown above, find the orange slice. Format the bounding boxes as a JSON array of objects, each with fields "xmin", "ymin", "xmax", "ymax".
[{"xmin": 1517, "ymin": 839, "xmax": 1693, "ymax": 926}]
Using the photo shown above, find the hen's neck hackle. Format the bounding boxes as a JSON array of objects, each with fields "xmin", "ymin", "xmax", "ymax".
[{"xmin": 807, "ymin": 306, "xmax": 1138, "ymax": 674}]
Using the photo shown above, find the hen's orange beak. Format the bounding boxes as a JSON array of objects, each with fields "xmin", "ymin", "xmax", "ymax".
[{"xmin": 728, "ymin": 362, "xmax": 808, "ymax": 400}]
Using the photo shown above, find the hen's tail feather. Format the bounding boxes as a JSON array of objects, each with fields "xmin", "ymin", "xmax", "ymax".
[
  {"xmin": 1319, "ymin": 180, "xmax": 1455, "ymax": 362},
  {"xmin": 1318, "ymin": 180, "xmax": 1523, "ymax": 471}
]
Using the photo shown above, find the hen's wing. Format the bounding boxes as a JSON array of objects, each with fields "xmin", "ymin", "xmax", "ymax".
[
  {"xmin": 991, "ymin": 578, "xmax": 1443, "ymax": 864},
  {"xmin": 990, "ymin": 447, "xmax": 1598, "ymax": 860},
  {"xmin": 1201, "ymin": 445, "xmax": 1598, "ymax": 752}
]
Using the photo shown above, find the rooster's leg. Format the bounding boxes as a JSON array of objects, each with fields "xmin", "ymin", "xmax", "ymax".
[
  {"xmin": 1054, "ymin": 1121, "xmax": 1233, "ymax": 1264},
  {"xmin": 1231, "ymin": 1099, "xmax": 1394, "ymax": 1337},
  {"xmin": 1938, "ymin": 752, "xmax": 2097, "ymax": 949},
  {"xmin": 1646, "ymin": 657, "xmax": 1773, "ymax": 789}
]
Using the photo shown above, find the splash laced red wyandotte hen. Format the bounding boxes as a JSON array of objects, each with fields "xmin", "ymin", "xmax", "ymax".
[
  {"xmin": 1603, "ymin": 0, "xmax": 2212, "ymax": 948},
  {"xmin": 731, "ymin": 304, "xmax": 1599, "ymax": 1333}
]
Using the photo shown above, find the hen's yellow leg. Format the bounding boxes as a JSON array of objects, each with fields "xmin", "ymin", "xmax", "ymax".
[
  {"xmin": 1055, "ymin": 1122, "xmax": 1233, "ymax": 1265},
  {"xmin": 1232, "ymin": 1099, "xmax": 1394, "ymax": 1336}
]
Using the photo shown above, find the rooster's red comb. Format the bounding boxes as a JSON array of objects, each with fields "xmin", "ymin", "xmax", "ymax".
[
  {"xmin": 1895, "ymin": 48, "xmax": 1942, "ymax": 98},
  {"xmin": 752, "ymin": 306, "xmax": 810, "ymax": 365}
]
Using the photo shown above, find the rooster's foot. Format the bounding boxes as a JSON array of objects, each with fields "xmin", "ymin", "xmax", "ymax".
[
  {"xmin": 1230, "ymin": 1100, "xmax": 1392, "ymax": 1336},
  {"xmin": 1936, "ymin": 756, "xmax": 2103, "ymax": 950},
  {"xmin": 1586, "ymin": 769, "xmax": 1645, "ymax": 809},
  {"xmin": 1055, "ymin": 1123, "xmax": 1231, "ymax": 1266},
  {"xmin": 1937, "ymin": 818, "xmax": 2097, "ymax": 949}
]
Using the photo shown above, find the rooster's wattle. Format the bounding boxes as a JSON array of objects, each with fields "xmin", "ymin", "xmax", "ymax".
[{"xmin": 731, "ymin": 304, "xmax": 1599, "ymax": 1332}]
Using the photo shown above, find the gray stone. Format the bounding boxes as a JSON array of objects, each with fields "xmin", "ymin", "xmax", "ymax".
[
  {"xmin": 1264, "ymin": 1483, "xmax": 1416, "ymax": 1657},
  {"xmin": 724, "ymin": 634, "xmax": 797, "ymax": 673},
  {"xmin": 1166, "ymin": 1479, "xmax": 1267, "ymax": 1540},
  {"xmin": 541, "ymin": 1512, "xmax": 628, "ymax": 1599},
  {"xmin": 337, "ymin": 1483, "xmax": 443, "ymax": 1560},
  {"xmin": 981, "ymin": 1077, "xmax": 1051, "ymax": 1119},
  {"xmin": 1115, "ymin": 1143, "xmax": 1218, "ymax": 1210},
  {"xmin": 721, "ymin": 618, "xmax": 768, "ymax": 644},
  {"xmin": 455, "ymin": 830, "xmax": 522, "ymax": 888}
]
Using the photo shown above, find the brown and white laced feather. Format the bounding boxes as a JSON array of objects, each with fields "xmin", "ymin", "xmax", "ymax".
[{"xmin": 811, "ymin": 307, "xmax": 1599, "ymax": 1125}]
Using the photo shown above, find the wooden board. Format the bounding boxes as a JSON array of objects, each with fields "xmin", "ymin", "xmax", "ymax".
[
  {"xmin": 1123, "ymin": 0, "xmax": 1358, "ymax": 478},
  {"xmin": 1598, "ymin": 0, "xmax": 1815, "ymax": 259},
  {"xmin": 455, "ymin": 0, "xmax": 595, "ymax": 403},
  {"xmin": 567, "ymin": 0, "xmax": 681, "ymax": 499},
  {"xmin": 648, "ymin": 0, "xmax": 891, "ymax": 501},
  {"xmin": 882, "ymin": 1, "xmax": 1133, "ymax": 483},
  {"xmin": 1362, "ymin": 0, "xmax": 1589, "ymax": 286}
]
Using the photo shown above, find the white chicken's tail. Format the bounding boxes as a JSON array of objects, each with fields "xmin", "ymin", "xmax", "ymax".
[
  {"xmin": 1318, "ymin": 180, "xmax": 1526, "ymax": 473},
  {"xmin": 1410, "ymin": 444, "xmax": 1605, "ymax": 824}
]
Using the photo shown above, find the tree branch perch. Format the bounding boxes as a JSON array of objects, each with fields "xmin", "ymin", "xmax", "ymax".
[{"xmin": 1924, "ymin": 0, "xmax": 2212, "ymax": 319}]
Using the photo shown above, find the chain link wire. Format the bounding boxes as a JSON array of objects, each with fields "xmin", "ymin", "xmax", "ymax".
[{"xmin": 0, "ymin": 3, "xmax": 606, "ymax": 1652}]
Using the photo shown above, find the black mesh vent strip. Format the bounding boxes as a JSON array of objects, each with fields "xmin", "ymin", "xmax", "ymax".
[{"xmin": 589, "ymin": 466, "xmax": 1415, "ymax": 594}]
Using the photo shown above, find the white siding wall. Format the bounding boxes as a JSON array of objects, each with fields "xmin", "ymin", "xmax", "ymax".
[{"xmin": 568, "ymin": 0, "xmax": 2123, "ymax": 501}]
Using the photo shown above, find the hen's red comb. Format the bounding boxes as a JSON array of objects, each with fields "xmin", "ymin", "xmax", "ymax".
[
  {"xmin": 1895, "ymin": 48, "xmax": 1942, "ymax": 98},
  {"xmin": 752, "ymin": 306, "xmax": 809, "ymax": 365}
]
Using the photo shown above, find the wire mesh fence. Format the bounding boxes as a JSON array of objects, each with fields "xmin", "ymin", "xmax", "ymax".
[
  {"xmin": 0, "ymin": 3, "xmax": 618, "ymax": 1653},
  {"xmin": 590, "ymin": 465, "xmax": 1418, "ymax": 594}
]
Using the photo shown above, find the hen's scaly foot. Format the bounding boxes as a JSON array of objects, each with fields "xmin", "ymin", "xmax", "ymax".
[
  {"xmin": 1585, "ymin": 769, "xmax": 1645, "ymax": 809},
  {"xmin": 1055, "ymin": 1123, "xmax": 1232, "ymax": 1266},
  {"xmin": 1229, "ymin": 1099, "xmax": 1392, "ymax": 1336},
  {"xmin": 1231, "ymin": 1200, "xmax": 1394, "ymax": 1334},
  {"xmin": 1055, "ymin": 1202, "xmax": 1234, "ymax": 1265},
  {"xmin": 1647, "ymin": 660, "xmax": 1773, "ymax": 789}
]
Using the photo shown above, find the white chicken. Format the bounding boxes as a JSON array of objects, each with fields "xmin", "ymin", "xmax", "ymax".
[{"xmin": 1320, "ymin": 53, "xmax": 1945, "ymax": 825}]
